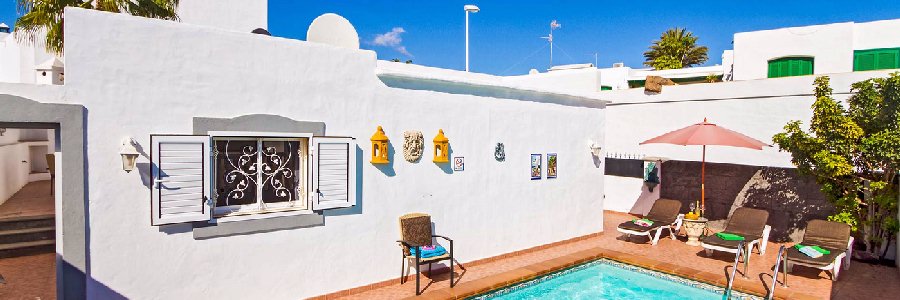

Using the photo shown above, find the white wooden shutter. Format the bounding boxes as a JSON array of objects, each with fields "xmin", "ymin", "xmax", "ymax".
[
  {"xmin": 310, "ymin": 137, "xmax": 357, "ymax": 210},
  {"xmin": 150, "ymin": 135, "xmax": 211, "ymax": 225}
]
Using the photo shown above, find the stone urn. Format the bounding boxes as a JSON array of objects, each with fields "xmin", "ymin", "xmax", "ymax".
[{"xmin": 682, "ymin": 217, "xmax": 709, "ymax": 246}]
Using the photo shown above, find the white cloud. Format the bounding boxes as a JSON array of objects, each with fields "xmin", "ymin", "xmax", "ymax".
[{"xmin": 370, "ymin": 27, "xmax": 413, "ymax": 57}]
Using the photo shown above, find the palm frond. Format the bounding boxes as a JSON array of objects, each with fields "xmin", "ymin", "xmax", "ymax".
[
  {"xmin": 643, "ymin": 27, "xmax": 709, "ymax": 70},
  {"xmin": 13, "ymin": 0, "xmax": 179, "ymax": 55}
]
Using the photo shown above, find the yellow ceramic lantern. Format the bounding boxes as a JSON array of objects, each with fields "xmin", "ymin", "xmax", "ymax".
[
  {"xmin": 432, "ymin": 129, "xmax": 449, "ymax": 163},
  {"xmin": 370, "ymin": 126, "xmax": 389, "ymax": 164}
]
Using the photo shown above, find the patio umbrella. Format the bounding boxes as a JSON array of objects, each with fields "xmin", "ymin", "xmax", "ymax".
[{"xmin": 639, "ymin": 118, "xmax": 769, "ymax": 216}]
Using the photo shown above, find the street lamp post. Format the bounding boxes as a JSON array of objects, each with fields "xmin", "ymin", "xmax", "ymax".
[{"xmin": 464, "ymin": 5, "xmax": 480, "ymax": 72}]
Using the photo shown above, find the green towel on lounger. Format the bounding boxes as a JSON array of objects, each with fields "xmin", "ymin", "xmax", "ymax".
[
  {"xmin": 715, "ymin": 232, "xmax": 745, "ymax": 241},
  {"xmin": 794, "ymin": 244, "xmax": 830, "ymax": 255}
]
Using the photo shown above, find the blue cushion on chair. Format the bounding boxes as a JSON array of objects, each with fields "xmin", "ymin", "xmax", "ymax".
[{"xmin": 409, "ymin": 245, "xmax": 447, "ymax": 258}]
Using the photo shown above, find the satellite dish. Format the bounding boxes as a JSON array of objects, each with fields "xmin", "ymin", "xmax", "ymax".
[{"xmin": 307, "ymin": 13, "xmax": 359, "ymax": 49}]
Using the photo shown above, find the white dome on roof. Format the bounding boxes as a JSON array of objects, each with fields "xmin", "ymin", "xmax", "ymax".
[{"xmin": 306, "ymin": 13, "xmax": 359, "ymax": 49}]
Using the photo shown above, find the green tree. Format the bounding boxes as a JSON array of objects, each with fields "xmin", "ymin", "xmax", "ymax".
[
  {"xmin": 643, "ymin": 27, "xmax": 708, "ymax": 70},
  {"xmin": 774, "ymin": 74, "xmax": 900, "ymax": 260},
  {"xmin": 15, "ymin": 0, "xmax": 180, "ymax": 55}
]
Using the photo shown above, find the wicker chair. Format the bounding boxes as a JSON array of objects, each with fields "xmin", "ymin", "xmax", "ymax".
[{"xmin": 397, "ymin": 213, "xmax": 455, "ymax": 295}]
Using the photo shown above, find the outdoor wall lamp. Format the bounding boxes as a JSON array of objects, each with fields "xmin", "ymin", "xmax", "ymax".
[
  {"xmin": 120, "ymin": 137, "xmax": 140, "ymax": 172},
  {"xmin": 589, "ymin": 143, "xmax": 602, "ymax": 157},
  {"xmin": 370, "ymin": 126, "xmax": 389, "ymax": 164},
  {"xmin": 433, "ymin": 129, "xmax": 449, "ymax": 163},
  {"xmin": 0, "ymin": 128, "xmax": 6, "ymax": 136}
]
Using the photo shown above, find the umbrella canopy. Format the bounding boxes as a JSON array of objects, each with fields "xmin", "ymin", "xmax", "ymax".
[
  {"xmin": 639, "ymin": 118, "xmax": 769, "ymax": 216},
  {"xmin": 640, "ymin": 119, "xmax": 769, "ymax": 149}
]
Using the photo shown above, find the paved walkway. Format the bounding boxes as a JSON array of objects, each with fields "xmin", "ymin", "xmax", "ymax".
[
  {"xmin": 0, "ymin": 180, "xmax": 54, "ymax": 220},
  {"xmin": 330, "ymin": 211, "xmax": 900, "ymax": 299},
  {"xmin": 0, "ymin": 180, "xmax": 56, "ymax": 300},
  {"xmin": 0, "ymin": 253, "xmax": 55, "ymax": 300}
]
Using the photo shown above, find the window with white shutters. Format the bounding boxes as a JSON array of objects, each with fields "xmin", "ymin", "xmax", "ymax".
[
  {"xmin": 150, "ymin": 135, "xmax": 212, "ymax": 225},
  {"xmin": 150, "ymin": 133, "xmax": 358, "ymax": 225},
  {"xmin": 311, "ymin": 137, "xmax": 357, "ymax": 210}
]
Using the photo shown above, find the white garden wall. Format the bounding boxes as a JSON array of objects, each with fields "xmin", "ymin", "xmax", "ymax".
[
  {"xmin": 177, "ymin": 0, "xmax": 267, "ymax": 32},
  {"xmin": 601, "ymin": 70, "xmax": 897, "ymax": 213},
  {"xmin": 60, "ymin": 9, "xmax": 605, "ymax": 299}
]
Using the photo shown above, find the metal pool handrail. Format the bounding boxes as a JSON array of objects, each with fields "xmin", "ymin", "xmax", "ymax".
[
  {"xmin": 723, "ymin": 240, "xmax": 745, "ymax": 300},
  {"xmin": 766, "ymin": 245, "xmax": 789, "ymax": 300}
]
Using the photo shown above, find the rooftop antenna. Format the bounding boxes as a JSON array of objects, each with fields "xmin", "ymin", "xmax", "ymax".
[{"xmin": 540, "ymin": 20, "xmax": 561, "ymax": 69}]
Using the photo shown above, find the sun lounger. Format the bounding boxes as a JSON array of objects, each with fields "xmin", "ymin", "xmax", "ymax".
[
  {"xmin": 617, "ymin": 199, "xmax": 683, "ymax": 245},
  {"xmin": 702, "ymin": 207, "xmax": 771, "ymax": 257},
  {"xmin": 785, "ymin": 219, "xmax": 853, "ymax": 281}
]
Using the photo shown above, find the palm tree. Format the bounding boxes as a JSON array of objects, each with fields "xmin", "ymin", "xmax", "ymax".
[
  {"xmin": 15, "ymin": 0, "xmax": 180, "ymax": 55},
  {"xmin": 643, "ymin": 27, "xmax": 708, "ymax": 70}
]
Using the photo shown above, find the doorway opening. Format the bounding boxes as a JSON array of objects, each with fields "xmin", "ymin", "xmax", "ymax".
[{"xmin": 0, "ymin": 125, "xmax": 58, "ymax": 299}]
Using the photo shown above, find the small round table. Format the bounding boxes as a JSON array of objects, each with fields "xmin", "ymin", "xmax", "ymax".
[{"xmin": 682, "ymin": 217, "xmax": 709, "ymax": 246}]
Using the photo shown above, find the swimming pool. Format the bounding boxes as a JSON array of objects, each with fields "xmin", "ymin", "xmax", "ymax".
[{"xmin": 469, "ymin": 259, "xmax": 760, "ymax": 300}]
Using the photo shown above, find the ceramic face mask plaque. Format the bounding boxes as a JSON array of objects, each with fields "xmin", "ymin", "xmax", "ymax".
[{"xmin": 403, "ymin": 130, "xmax": 424, "ymax": 162}]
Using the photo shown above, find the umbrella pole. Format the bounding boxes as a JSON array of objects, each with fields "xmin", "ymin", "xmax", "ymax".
[{"xmin": 701, "ymin": 145, "xmax": 706, "ymax": 217}]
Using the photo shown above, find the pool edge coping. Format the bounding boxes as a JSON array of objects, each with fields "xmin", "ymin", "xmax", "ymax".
[{"xmin": 407, "ymin": 247, "xmax": 819, "ymax": 300}]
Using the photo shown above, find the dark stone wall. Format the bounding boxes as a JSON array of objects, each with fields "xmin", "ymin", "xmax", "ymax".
[{"xmin": 660, "ymin": 160, "xmax": 834, "ymax": 242}]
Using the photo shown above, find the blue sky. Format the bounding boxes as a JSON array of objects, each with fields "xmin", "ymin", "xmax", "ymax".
[{"xmin": 3, "ymin": 1, "xmax": 900, "ymax": 75}]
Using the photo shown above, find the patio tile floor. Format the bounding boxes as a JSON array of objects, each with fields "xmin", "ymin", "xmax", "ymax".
[
  {"xmin": 0, "ymin": 180, "xmax": 54, "ymax": 220},
  {"xmin": 322, "ymin": 211, "xmax": 900, "ymax": 300}
]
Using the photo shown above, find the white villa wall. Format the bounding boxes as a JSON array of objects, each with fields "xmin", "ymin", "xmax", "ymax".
[
  {"xmin": 177, "ymin": 0, "xmax": 268, "ymax": 32},
  {"xmin": 61, "ymin": 9, "xmax": 605, "ymax": 299},
  {"xmin": 0, "ymin": 129, "xmax": 28, "ymax": 205},
  {"xmin": 0, "ymin": 128, "xmax": 53, "ymax": 204},
  {"xmin": 600, "ymin": 71, "xmax": 897, "ymax": 213},
  {"xmin": 0, "ymin": 33, "xmax": 54, "ymax": 84},
  {"xmin": 732, "ymin": 19, "xmax": 900, "ymax": 81},
  {"xmin": 599, "ymin": 66, "xmax": 630, "ymax": 90},
  {"xmin": 853, "ymin": 20, "xmax": 900, "ymax": 50},
  {"xmin": 733, "ymin": 22, "xmax": 854, "ymax": 81},
  {"xmin": 505, "ymin": 67, "xmax": 601, "ymax": 93}
]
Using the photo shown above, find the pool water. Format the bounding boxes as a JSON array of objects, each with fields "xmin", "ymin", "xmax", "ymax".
[{"xmin": 470, "ymin": 259, "xmax": 759, "ymax": 300}]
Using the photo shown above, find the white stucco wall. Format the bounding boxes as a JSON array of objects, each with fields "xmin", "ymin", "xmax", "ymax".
[
  {"xmin": 852, "ymin": 20, "xmax": 900, "ymax": 51},
  {"xmin": 0, "ymin": 33, "xmax": 54, "ymax": 84},
  {"xmin": 60, "ymin": 9, "xmax": 605, "ymax": 299},
  {"xmin": 601, "ymin": 71, "xmax": 897, "ymax": 212},
  {"xmin": 177, "ymin": 0, "xmax": 267, "ymax": 32},
  {"xmin": 0, "ymin": 129, "xmax": 29, "ymax": 205},
  {"xmin": 733, "ymin": 22, "xmax": 854, "ymax": 81},
  {"xmin": 0, "ymin": 127, "xmax": 53, "ymax": 203},
  {"xmin": 732, "ymin": 18, "xmax": 900, "ymax": 81},
  {"xmin": 505, "ymin": 68, "xmax": 601, "ymax": 93}
]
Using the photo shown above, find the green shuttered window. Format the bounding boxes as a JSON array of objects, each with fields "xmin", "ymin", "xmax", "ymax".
[
  {"xmin": 767, "ymin": 57, "xmax": 814, "ymax": 78},
  {"xmin": 854, "ymin": 48, "xmax": 900, "ymax": 71}
]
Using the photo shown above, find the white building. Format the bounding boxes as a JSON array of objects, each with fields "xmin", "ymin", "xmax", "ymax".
[
  {"xmin": 515, "ymin": 18, "xmax": 900, "ymax": 91},
  {"xmin": 733, "ymin": 19, "xmax": 900, "ymax": 80},
  {"xmin": 0, "ymin": 7, "xmax": 606, "ymax": 299},
  {"xmin": 0, "ymin": 4, "xmax": 898, "ymax": 299}
]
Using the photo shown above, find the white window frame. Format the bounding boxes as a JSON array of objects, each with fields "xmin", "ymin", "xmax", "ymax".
[{"xmin": 209, "ymin": 131, "xmax": 313, "ymax": 218}]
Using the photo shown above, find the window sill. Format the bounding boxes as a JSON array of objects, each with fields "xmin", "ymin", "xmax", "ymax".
[
  {"xmin": 211, "ymin": 208, "xmax": 314, "ymax": 224},
  {"xmin": 193, "ymin": 210, "xmax": 324, "ymax": 240}
]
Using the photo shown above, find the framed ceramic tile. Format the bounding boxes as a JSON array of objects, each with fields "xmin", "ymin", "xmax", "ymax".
[
  {"xmin": 547, "ymin": 153, "xmax": 557, "ymax": 179},
  {"xmin": 453, "ymin": 156, "xmax": 465, "ymax": 171},
  {"xmin": 531, "ymin": 154, "xmax": 542, "ymax": 180}
]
